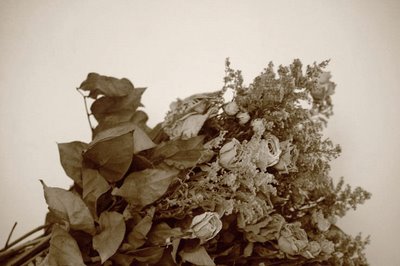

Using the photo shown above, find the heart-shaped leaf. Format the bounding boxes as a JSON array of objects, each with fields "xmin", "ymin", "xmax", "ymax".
[
  {"xmin": 79, "ymin": 73, "xmax": 134, "ymax": 99},
  {"xmin": 112, "ymin": 168, "xmax": 178, "ymax": 208},
  {"xmin": 125, "ymin": 207, "xmax": 155, "ymax": 250},
  {"xmin": 84, "ymin": 132, "xmax": 134, "ymax": 183},
  {"xmin": 164, "ymin": 149, "xmax": 214, "ymax": 169},
  {"xmin": 179, "ymin": 246, "xmax": 215, "ymax": 266},
  {"xmin": 41, "ymin": 180, "xmax": 95, "ymax": 235},
  {"xmin": 43, "ymin": 224, "xmax": 85, "ymax": 266},
  {"xmin": 91, "ymin": 87, "xmax": 146, "ymax": 122},
  {"xmin": 133, "ymin": 126, "xmax": 156, "ymax": 154},
  {"xmin": 82, "ymin": 168, "xmax": 111, "ymax": 218},
  {"xmin": 93, "ymin": 211, "xmax": 126, "ymax": 263},
  {"xmin": 127, "ymin": 246, "xmax": 165, "ymax": 264},
  {"xmin": 147, "ymin": 222, "xmax": 182, "ymax": 246},
  {"xmin": 58, "ymin": 141, "xmax": 88, "ymax": 187}
]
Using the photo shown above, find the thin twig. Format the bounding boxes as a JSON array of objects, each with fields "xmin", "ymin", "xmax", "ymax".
[
  {"xmin": 0, "ymin": 225, "xmax": 47, "ymax": 252},
  {"xmin": 20, "ymin": 247, "xmax": 48, "ymax": 266},
  {"xmin": 4, "ymin": 222, "xmax": 17, "ymax": 249},
  {"xmin": 76, "ymin": 87, "xmax": 94, "ymax": 133},
  {"xmin": 0, "ymin": 235, "xmax": 48, "ymax": 262},
  {"xmin": 5, "ymin": 234, "xmax": 50, "ymax": 266}
]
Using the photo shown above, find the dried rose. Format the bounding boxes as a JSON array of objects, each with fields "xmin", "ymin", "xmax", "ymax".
[
  {"xmin": 256, "ymin": 134, "xmax": 282, "ymax": 170},
  {"xmin": 219, "ymin": 138, "xmax": 240, "ymax": 169},
  {"xmin": 188, "ymin": 212, "xmax": 222, "ymax": 243},
  {"xmin": 278, "ymin": 222, "xmax": 308, "ymax": 256},
  {"xmin": 312, "ymin": 210, "xmax": 331, "ymax": 232},
  {"xmin": 319, "ymin": 239, "xmax": 335, "ymax": 255},
  {"xmin": 223, "ymin": 101, "xmax": 239, "ymax": 116},
  {"xmin": 236, "ymin": 112, "xmax": 250, "ymax": 125},
  {"xmin": 301, "ymin": 241, "xmax": 321, "ymax": 258}
]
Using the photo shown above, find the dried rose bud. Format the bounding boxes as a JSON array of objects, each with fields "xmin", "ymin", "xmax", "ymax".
[
  {"xmin": 320, "ymin": 239, "xmax": 335, "ymax": 255},
  {"xmin": 223, "ymin": 101, "xmax": 239, "ymax": 116},
  {"xmin": 251, "ymin": 118, "xmax": 266, "ymax": 136},
  {"xmin": 189, "ymin": 212, "xmax": 222, "ymax": 243},
  {"xmin": 311, "ymin": 210, "xmax": 331, "ymax": 232},
  {"xmin": 236, "ymin": 112, "xmax": 250, "ymax": 125},
  {"xmin": 219, "ymin": 138, "xmax": 240, "ymax": 169}
]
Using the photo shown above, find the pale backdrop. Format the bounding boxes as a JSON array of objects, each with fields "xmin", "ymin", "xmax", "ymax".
[{"xmin": 1, "ymin": 1, "xmax": 399, "ymax": 265}]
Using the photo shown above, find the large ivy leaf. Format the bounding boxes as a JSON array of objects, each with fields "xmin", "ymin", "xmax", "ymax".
[
  {"xmin": 147, "ymin": 222, "xmax": 183, "ymax": 246},
  {"xmin": 125, "ymin": 207, "xmax": 155, "ymax": 250},
  {"xmin": 93, "ymin": 211, "xmax": 126, "ymax": 263},
  {"xmin": 112, "ymin": 168, "xmax": 179, "ymax": 208},
  {"xmin": 133, "ymin": 126, "xmax": 156, "ymax": 154},
  {"xmin": 82, "ymin": 168, "xmax": 111, "ymax": 218},
  {"xmin": 164, "ymin": 149, "xmax": 214, "ymax": 169},
  {"xmin": 41, "ymin": 180, "xmax": 95, "ymax": 235},
  {"xmin": 89, "ymin": 122, "xmax": 136, "ymax": 146},
  {"xmin": 84, "ymin": 132, "xmax": 134, "ymax": 183},
  {"xmin": 90, "ymin": 87, "xmax": 146, "ymax": 122},
  {"xmin": 152, "ymin": 135, "xmax": 206, "ymax": 159},
  {"xmin": 79, "ymin": 73, "xmax": 134, "ymax": 99},
  {"xmin": 127, "ymin": 246, "xmax": 165, "ymax": 264},
  {"xmin": 58, "ymin": 141, "xmax": 88, "ymax": 187},
  {"xmin": 43, "ymin": 225, "xmax": 85, "ymax": 266},
  {"xmin": 179, "ymin": 246, "xmax": 215, "ymax": 266}
]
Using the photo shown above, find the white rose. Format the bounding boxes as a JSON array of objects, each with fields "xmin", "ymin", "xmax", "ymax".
[
  {"xmin": 223, "ymin": 101, "xmax": 239, "ymax": 116},
  {"xmin": 256, "ymin": 135, "xmax": 282, "ymax": 170},
  {"xmin": 188, "ymin": 212, "xmax": 222, "ymax": 243},
  {"xmin": 219, "ymin": 138, "xmax": 240, "ymax": 169}
]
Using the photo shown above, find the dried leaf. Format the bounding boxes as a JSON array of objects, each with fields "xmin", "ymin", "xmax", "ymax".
[
  {"xmin": 84, "ymin": 132, "xmax": 134, "ymax": 183},
  {"xmin": 133, "ymin": 126, "xmax": 156, "ymax": 154},
  {"xmin": 58, "ymin": 141, "xmax": 88, "ymax": 187},
  {"xmin": 90, "ymin": 122, "xmax": 136, "ymax": 146},
  {"xmin": 91, "ymin": 87, "xmax": 146, "ymax": 122},
  {"xmin": 128, "ymin": 246, "xmax": 165, "ymax": 264},
  {"xmin": 147, "ymin": 222, "xmax": 182, "ymax": 246},
  {"xmin": 110, "ymin": 253, "xmax": 135, "ymax": 266},
  {"xmin": 126, "ymin": 207, "xmax": 155, "ymax": 250},
  {"xmin": 164, "ymin": 149, "xmax": 214, "ymax": 169},
  {"xmin": 44, "ymin": 225, "xmax": 85, "ymax": 266},
  {"xmin": 41, "ymin": 180, "xmax": 95, "ymax": 235},
  {"xmin": 93, "ymin": 211, "xmax": 126, "ymax": 263},
  {"xmin": 152, "ymin": 135, "xmax": 205, "ymax": 158},
  {"xmin": 79, "ymin": 72, "xmax": 134, "ymax": 99},
  {"xmin": 82, "ymin": 168, "xmax": 111, "ymax": 218},
  {"xmin": 179, "ymin": 246, "xmax": 215, "ymax": 266},
  {"xmin": 112, "ymin": 168, "xmax": 178, "ymax": 208}
]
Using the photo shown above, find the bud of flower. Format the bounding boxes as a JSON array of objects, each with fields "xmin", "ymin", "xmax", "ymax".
[
  {"xmin": 219, "ymin": 138, "xmax": 240, "ymax": 169},
  {"xmin": 223, "ymin": 101, "xmax": 239, "ymax": 116},
  {"xmin": 189, "ymin": 212, "xmax": 222, "ymax": 243},
  {"xmin": 236, "ymin": 112, "xmax": 250, "ymax": 125},
  {"xmin": 251, "ymin": 119, "xmax": 266, "ymax": 136},
  {"xmin": 274, "ymin": 140, "xmax": 299, "ymax": 173}
]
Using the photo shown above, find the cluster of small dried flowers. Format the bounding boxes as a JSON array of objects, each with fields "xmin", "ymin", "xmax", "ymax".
[{"xmin": 156, "ymin": 60, "xmax": 346, "ymax": 263}]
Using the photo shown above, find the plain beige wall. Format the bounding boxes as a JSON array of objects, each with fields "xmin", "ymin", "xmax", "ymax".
[{"xmin": 1, "ymin": 1, "xmax": 399, "ymax": 264}]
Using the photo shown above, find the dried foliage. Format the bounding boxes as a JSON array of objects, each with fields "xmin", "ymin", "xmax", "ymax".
[{"xmin": 0, "ymin": 59, "xmax": 371, "ymax": 266}]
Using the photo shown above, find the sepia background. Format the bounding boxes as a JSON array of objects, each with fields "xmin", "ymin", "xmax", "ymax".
[{"xmin": 1, "ymin": 1, "xmax": 399, "ymax": 264}]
